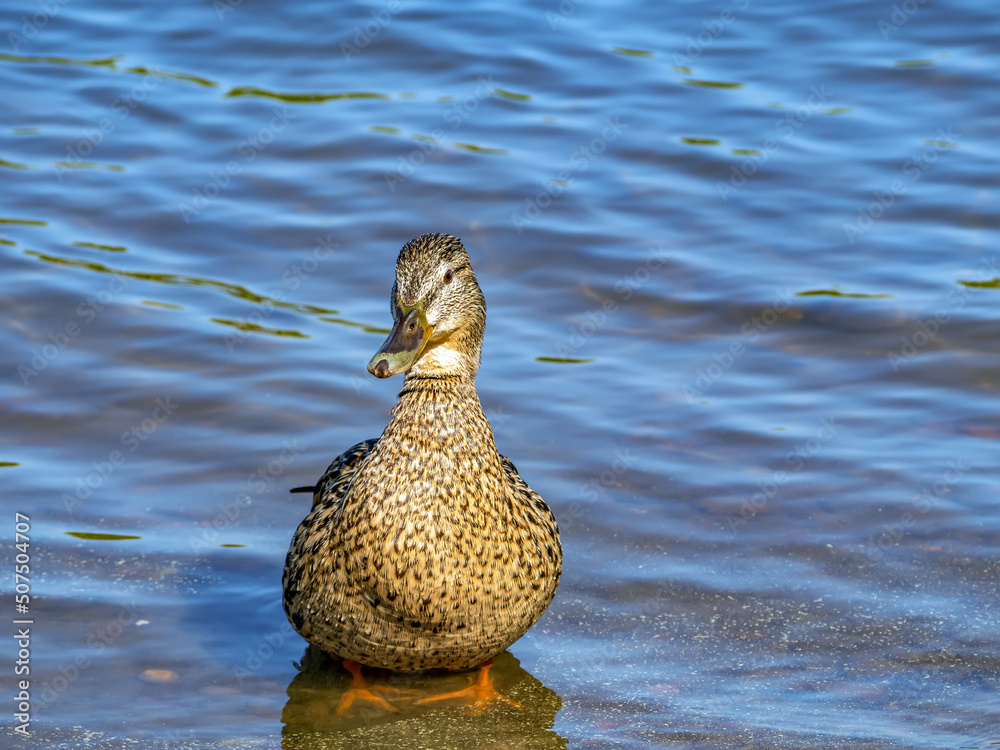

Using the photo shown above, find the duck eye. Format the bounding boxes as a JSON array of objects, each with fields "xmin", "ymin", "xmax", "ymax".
[{"xmin": 443, "ymin": 269, "xmax": 454, "ymax": 284}]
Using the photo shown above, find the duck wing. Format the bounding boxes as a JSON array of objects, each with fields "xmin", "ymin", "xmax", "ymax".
[
  {"xmin": 498, "ymin": 454, "xmax": 559, "ymax": 524},
  {"xmin": 290, "ymin": 438, "xmax": 380, "ymax": 510}
]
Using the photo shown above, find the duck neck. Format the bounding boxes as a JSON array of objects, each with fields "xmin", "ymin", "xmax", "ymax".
[
  {"xmin": 397, "ymin": 370, "xmax": 478, "ymax": 404},
  {"xmin": 390, "ymin": 370, "xmax": 495, "ymax": 447}
]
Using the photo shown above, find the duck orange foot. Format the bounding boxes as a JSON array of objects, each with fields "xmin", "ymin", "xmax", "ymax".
[
  {"xmin": 416, "ymin": 659, "xmax": 522, "ymax": 714},
  {"xmin": 336, "ymin": 659, "xmax": 419, "ymax": 716}
]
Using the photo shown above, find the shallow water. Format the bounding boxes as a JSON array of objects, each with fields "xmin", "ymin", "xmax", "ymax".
[{"xmin": 2, "ymin": 0, "xmax": 999, "ymax": 747}]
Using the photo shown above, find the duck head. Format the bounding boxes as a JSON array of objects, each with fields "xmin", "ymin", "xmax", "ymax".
[{"xmin": 368, "ymin": 234, "xmax": 486, "ymax": 382}]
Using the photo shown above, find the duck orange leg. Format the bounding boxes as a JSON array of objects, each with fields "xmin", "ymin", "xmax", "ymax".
[
  {"xmin": 336, "ymin": 659, "xmax": 418, "ymax": 716},
  {"xmin": 416, "ymin": 659, "xmax": 522, "ymax": 714}
]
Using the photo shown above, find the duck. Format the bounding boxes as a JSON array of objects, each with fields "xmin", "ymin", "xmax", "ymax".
[{"xmin": 282, "ymin": 233, "xmax": 562, "ymax": 711}]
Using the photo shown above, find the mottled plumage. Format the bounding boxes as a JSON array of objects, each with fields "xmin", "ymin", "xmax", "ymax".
[{"xmin": 283, "ymin": 234, "xmax": 562, "ymax": 672}]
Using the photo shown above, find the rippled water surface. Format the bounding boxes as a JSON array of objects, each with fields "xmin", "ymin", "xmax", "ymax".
[{"xmin": 3, "ymin": 0, "xmax": 999, "ymax": 747}]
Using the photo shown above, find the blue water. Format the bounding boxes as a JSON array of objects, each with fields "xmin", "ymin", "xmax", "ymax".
[{"xmin": 2, "ymin": 0, "xmax": 999, "ymax": 747}]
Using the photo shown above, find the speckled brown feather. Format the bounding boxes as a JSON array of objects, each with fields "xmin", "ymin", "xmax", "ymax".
[{"xmin": 282, "ymin": 234, "xmax": 562, "ymax": 672}]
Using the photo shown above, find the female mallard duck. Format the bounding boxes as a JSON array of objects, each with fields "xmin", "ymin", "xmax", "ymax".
[{"xmin": 282, "ymin": 233, "xmax": 562, "ymax": 707}]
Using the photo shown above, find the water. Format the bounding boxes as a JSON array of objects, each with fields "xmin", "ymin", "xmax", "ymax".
[{"xmin": 2, "ymin": 0, "xmax": 999, "ymax": 747}]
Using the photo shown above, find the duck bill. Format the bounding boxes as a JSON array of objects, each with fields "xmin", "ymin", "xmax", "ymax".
[{"xmin": 367, "ymin": 300, "xmax": 434, "ymax": 378}]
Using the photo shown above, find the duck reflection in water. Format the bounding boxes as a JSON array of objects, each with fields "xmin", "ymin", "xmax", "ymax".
[
  {"xmin": 281, "ymin": 235, "xmax": 563, "ymax": 718},
  {"xmin": 281, "ymin": 646, "xmax": 565, "ymax": 746}
]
